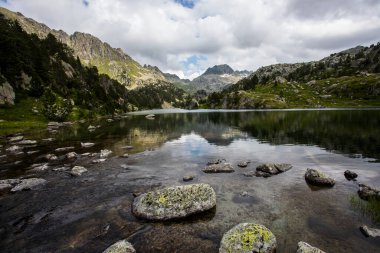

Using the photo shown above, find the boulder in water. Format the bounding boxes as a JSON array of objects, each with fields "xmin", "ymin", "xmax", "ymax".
[{"xmin": 305, "ymin": 169, "xmax": 335, "ymax": 187}]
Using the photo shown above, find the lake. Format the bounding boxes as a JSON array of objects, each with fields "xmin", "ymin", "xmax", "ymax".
[{"xmin": 0, "ymin": 109, "xmax": 380, "ymax": 252}]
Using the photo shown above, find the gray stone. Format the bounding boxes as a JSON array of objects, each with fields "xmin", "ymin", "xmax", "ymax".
[
  {"xmin": 0, "ymin": 183, "xmax": 12, "ymax": 191},
  {"xmin": 358, "ymin": 184, "xmax": 380, "ymax": 200},
  {"xmin": 27, "ymin": 150, "xmax": 39, "ymax": 155},
  {"xmin": 55, "ymin": 146, "xmax": 75, "ymax": 152},
  {"xmin": 0, "ymin": 179, "xmax": 21, "ymax": 185},
  {"xmin": 42, "ymin": 138, "xmax": 55, "ymax": 142},
  {"xmin": 8, "ymin": 136, "xmax": 24, "ymax": 142},
  {"xmin": 132, "ymin": 183, "xmax": 216, "ymax": 220},
  {"xmin": 81, "ymin": 152, "xmax": 91, "ymax": 156},
  {"xmin": 297, "ymin": 241, "xmax": 326, "ymax": 253},
  {"xmin": 10, "ymin": 178, "xmax": 47, "ymax": 192},
  {"xmin": 121, "ymin": 153, "xmax": 129, "ymax": 158},
  {"xmin": 106, "ymin": 118, "xmax": 114, "ymax": 122},
  {"xmin": 219, "ymin": 223, "xmax": 276, "ymax": 253},
  {"xmin": 344, "ymin": 170, "xmax": 358, "ymax": 180},
  {"xmin": 360, "ymin": 225, "xmax": 380, "ymax": 238},
  {"xmin": 6, "ymin": 145, "xmax": 22, "ymax": 152},
  {"xmin": 66, "ymin": 152, "xmax": 78, "ymax": 159},
  {"xmin": 81, "ymin": 142, "xmax": 95, "ymax": 148},
  {"xmin": 92, "ymin": 158, "xmax": 106, "ymax": 164},
  {"xmin": 46, "ymin": 154, "xmax": 58, "ymax": 161},
  {"xmin": 100, "ymin": 149, "xmax": 112, "ymax": 158},
  {"xmin": 17, "ymin": 140, "xmax": 37, "ymax": 145},
  {"xmin": 203, "ymin": 163, "xmax": 234, "ymax": 173},
  {"xmin": 31, "ymin": 163, "xmax": 50, "ymax": 171},
  {"xmin": 145, "ymin": 114, "xmax": 155, "ymax": 119},
  {"xmin": 237, "ymin": 161, "xmax": 250, "ymax": 168},
  {"xmin": 103, "ymin": 240, "xmax": 135, "ymax": 253},
  {"xmin": 207, "ymin": 159, "xmax": 225, "ymax": 165},
  {"xmin": 256, "ymin": 163, "xmax": 292, "ymax": 177},
  {"xmin": 70, "ymin": 166, "xmax": 87, "ymax": 176},
  {"xmin": 183, "ymin": 175, "xmax": 195, "ymax": 182},
  {"xmin": 305, "ymin": 169, "xmax": 335, "ymax": 187}
]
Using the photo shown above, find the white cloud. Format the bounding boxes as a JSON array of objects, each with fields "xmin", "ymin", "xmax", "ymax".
[{"xmin": 1, "ymin": 0, "xmax": 380, "ymax": 79}]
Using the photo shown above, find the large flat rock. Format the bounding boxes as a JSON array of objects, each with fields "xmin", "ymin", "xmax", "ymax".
[{"xmin": 132, "ymin": 183, "xmax": 216, "ymax": 220}]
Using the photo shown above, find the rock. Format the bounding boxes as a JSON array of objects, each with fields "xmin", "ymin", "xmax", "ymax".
[
  {"xmin": 203, "ymin": 163, "xmax": 234, "ymax": 173},
  {"xmin": 6, "ymin": 145, "xmax": 22, "ymax": 152},
  {"xmin": 100, "ymin": 149, "xmax": 112, "ymax": 158},
  {"xmin": 88, "ymin": 125, "xmax": 96, "ymax": 132},
  {"xmin": 132, "ymin": 183, "xmax": 216, "ymax": 220},
  {"xmin": 237, "ymin": 161, "xmax": 250, "ymax": 168},
  {"xmin": 55, "ymin": 146, "xmax": 75, "ymax": 152},
  {"xmin": 256, "ymin": 163, "xmax": 292, "ymax": 176},
  {"xmin": 219, "ymin": 223, "xmax": 276, "ymax": 253},
  {"xmin": 0, "ymin": 183, "xmax": 12, "ymax": 192},
  {"xmin": 106, "ymin": 118, "xmax": 114, "ymax": 123},
  {"xmin": 66, "ymin": 152, "xmax": 78, "ymax": 159},
  {"xmin": 305, "ymin": 169, "xmax": 335, "ymax": 187},
  {"xmin": 52, "ymin": 166, "xmax": 69, "ymax": 171},
  {"xmin": 344, "ymin": 170, "xmax": 358, "ymax": 180},
  {"xmin": 8, "ymin": 136, "xmax": 24, "ymax": 142},
  {"xmin": 120, "ymin": 164, "xmax": 129, "ymax": 169},
  {"xmin": 31, "ymin": 163, "xmax": 49, "ymax": 171},
  {"xmin": 70, "ymin": 166, "xmax": 87, "ymax": 177},
  {"xmin": 27, "ymin": 150, "xmax": 39, "ymax": 155},
  {"xmin": 81, "ymin": 142, "xmax": 95, "ymax": 148},
  {"xmin": 243, "ymin": 171, "xmax": 256, "ymax": 177},
  {"xmin": 103, "ymin": 240, "xmax": 135, "ymax": 253},
  {"xmin": 360, "ymin": 225, "xmax": 380, "ymax": 238},
  {"xmin": 46, "ymin": 154, "xmax": 58, "ymax": 161},
  {"xmin": 0, "ymin": 80, "xmax": 15, "ymax": 105},
  {"xmin": 10, "ymin": 178, "xmax": 47, "ymax": 192},
  {"xmin": 42, "ymin": 138, "xmax": 55, "ymax": 142},
  {"xmin": 17, "ymin": 140, "xmax": 37, "ymax": 145},
  {"xmin": 207, "ymin": 159, "xmax": 225, "ymax": 165},
  {"xmin": 92, "ymin": 158, "xmax": 106, "ymax": 164},
  {"xmin": 132, "ymin": 192, "xmax": 142, "ymax": 197},
  {"xmin": 121, "ymin": 153, "xmax": 129, "ymax": 158},
  {"xmin": 358, "ymin": 184, "xmax": 380, "ymax": 200},
  {"xmin": 81, "ymin": 152, "xmax": 91, "ymax": 156},
  {"xmin": 145, "ymin": 114, "xmax": 155, "ymax": 119},
  {"xmin": 183, "ymin": 175, "xmax": 195, "ymax": 182},
  {"xmin": 297, "ymin": 241, "xmax": 326, "ymax": 253},
  {"xmin": 0, "ymin": 179, "xmax": 21, "ymax": 186},
  {"xmin": 255, "ymin": 171, "xmax": 272, "ymax": 178}
]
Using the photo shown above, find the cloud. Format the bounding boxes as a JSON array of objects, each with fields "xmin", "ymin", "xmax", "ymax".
[{"xmin": 1, "ymin": 0, "xmax": 380, "ymax": 79}]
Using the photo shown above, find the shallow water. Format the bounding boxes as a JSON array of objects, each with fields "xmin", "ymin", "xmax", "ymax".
[{"xmin": 0, "ymin": 109, "xmax": 380, "ymax": 252}]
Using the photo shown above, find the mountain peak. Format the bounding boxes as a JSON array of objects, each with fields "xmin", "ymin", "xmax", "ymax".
[{"xmin": 204, "ymin": 64, "xmax": 234, "ymax": 75}]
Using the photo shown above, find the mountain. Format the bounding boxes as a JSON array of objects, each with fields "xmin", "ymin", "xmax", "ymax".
[
  {"xmin": 0, "ymin": 7, "xmax": 166, "ymax": 89},
  {"xmin": 200, "ymin": 44, "xmax": 380, "ymax": 109},
  {"xmin": 188, "ymin": 64, "xmax": 251, "ymax": 93}
]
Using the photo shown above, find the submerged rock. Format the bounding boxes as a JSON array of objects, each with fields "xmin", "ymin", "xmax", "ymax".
[
  {"xmin": 100, "ymin": 149, "xmax": 113, "ymax": 158},
  {"xmin": 70, "ymin": 166, "xmax": 87, "ymax": 177},
  {"xmin": 237, "ymin": 161, "xmax": 250, "ymax": 168},
  {"xmin": 256, "ymin": 163, "xmax": 292, "ymax": 176},
  {"xmin": 81, "ymin": 142, "xmax": 95, "ymax": 148},
  {"xmin": 360, "ymin": 225, "xmax": 380, "ymax": 238},
  {"xmin": 305, "ymin": 169, "xmax": 335, "ymax": 187},
  {"xmin": 219, "ymin": 223, "xmax": 276, "ymax": 253},
  {"xmin": 203, "ymin": 163, "xmax": 234, "ymax": 173},
  {"xmin": 254, "ymin": 171, "xmax": 272, "ymax": 178},
  {"xmin": 103, "ymin": 240, "xmax": 135, "ymax": 253},
  {"xmin": 297, "ymin": 241, "xmax": 326, "ymax": 253},
  {"xmin": 10, "ymin": 178, "xmax": 47, "ymax": 192},
  {"xmin": 207, "ymin": 159, "xmax": 225, "ymax": 165},
  {"xmin": 344, "ymin": 170, "xmax": 358, "ymax": 180},
  {"xmin": 132, "ymin": 183, "xmax": 216, "ymax": 220},
  {"xmin": 358, "ymin": 184, "xmax": 380, "ymax": 200}
]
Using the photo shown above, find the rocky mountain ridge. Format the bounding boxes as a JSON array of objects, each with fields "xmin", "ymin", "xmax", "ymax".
[{"xmin": 0, "ymin": 7, "xmax": 166, "ymax": 89}]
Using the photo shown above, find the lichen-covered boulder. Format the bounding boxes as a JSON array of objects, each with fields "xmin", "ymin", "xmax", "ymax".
[
  {"xmin": 297, "ymin": 241, "xmax": 326, "ymax": 253},
  {"xmin": 358, "ymin": 184, "xmax": 380, "ymax": 201},
  {"xmin": 103, "ymin": 240, "xmax": 135, "ymax": 253},
  {"xmin": 305, "ymin": 169, "xmax": 335, "ymax": 187},
  {"xmin": 203, "ymin": 163, "xmax": 234, "ymax": 173},
  {"xmin": 256, "ymin": 163, "xmax": 292, "ymax": 177},
  {"xmin": 219, "ymin": 223, "xmax": 276, "ymax": 253},
  {"xmin": 132, "ymin": 183, "xmax": 216, "ymax": 220}
]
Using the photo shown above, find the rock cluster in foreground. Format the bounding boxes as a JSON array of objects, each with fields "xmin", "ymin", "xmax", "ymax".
[
  {"xmin": 219, "ymin": 223, "xmax": 276, "ymax": 253},
  {"xmin": 132, "ymin": 183, "xmax": 216, "ymax": 220}
]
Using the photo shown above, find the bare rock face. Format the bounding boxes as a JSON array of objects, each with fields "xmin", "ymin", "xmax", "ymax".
[
  {"xmin": 132, "ymin": 183, "xmax": 216, "ymax": 220},
  {"xmin": 0, "ymin": 80, "xmax": 15, "ymax": 105},
  {"xmin": 203, "ymin": 163, "xmax": 234, "ymax": 173},
  {"xmin": 219, "ymin": 223, "xmax": 276, "ymax": 253},
  {"xmin": 102, "ymin": 240, "xmax": 135, "ymax": 253},
  {"xmin": 297, "ymin": 241, "xmax": 326, "ymax": 253},
  {"xmin": 305, "ymin": 169, "xmax": 335, "ymax": 187}
]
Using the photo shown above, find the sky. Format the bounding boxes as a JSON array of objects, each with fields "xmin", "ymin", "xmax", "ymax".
[{"xmin": 1, "ymin": 0, "xmax": 380, "ymax": 79}]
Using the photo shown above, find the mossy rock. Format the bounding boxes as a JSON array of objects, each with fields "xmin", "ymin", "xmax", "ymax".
[
  {"xmin": 219, "ymin": 223, "xmax": 276, "ymax": 253},
  {"xmin": 102, "ymin": 240, "xmax": 135, "ymax": 253},
  {"xmin": 132, "ymin": 183, "xmax": 216, "ymax": 220},
  {"xmin": 305, "ymin": 168, "xmax": 335, "ymax": 187}
]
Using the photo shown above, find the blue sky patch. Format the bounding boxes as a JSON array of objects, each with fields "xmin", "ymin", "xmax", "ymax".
[
  {"xmin": 181, "ymin": 55, "xmax": 207, "ymax": 68},
  {"xmin": 175, "ymin": 0, "xmax": 196, "ymax": 9}
]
